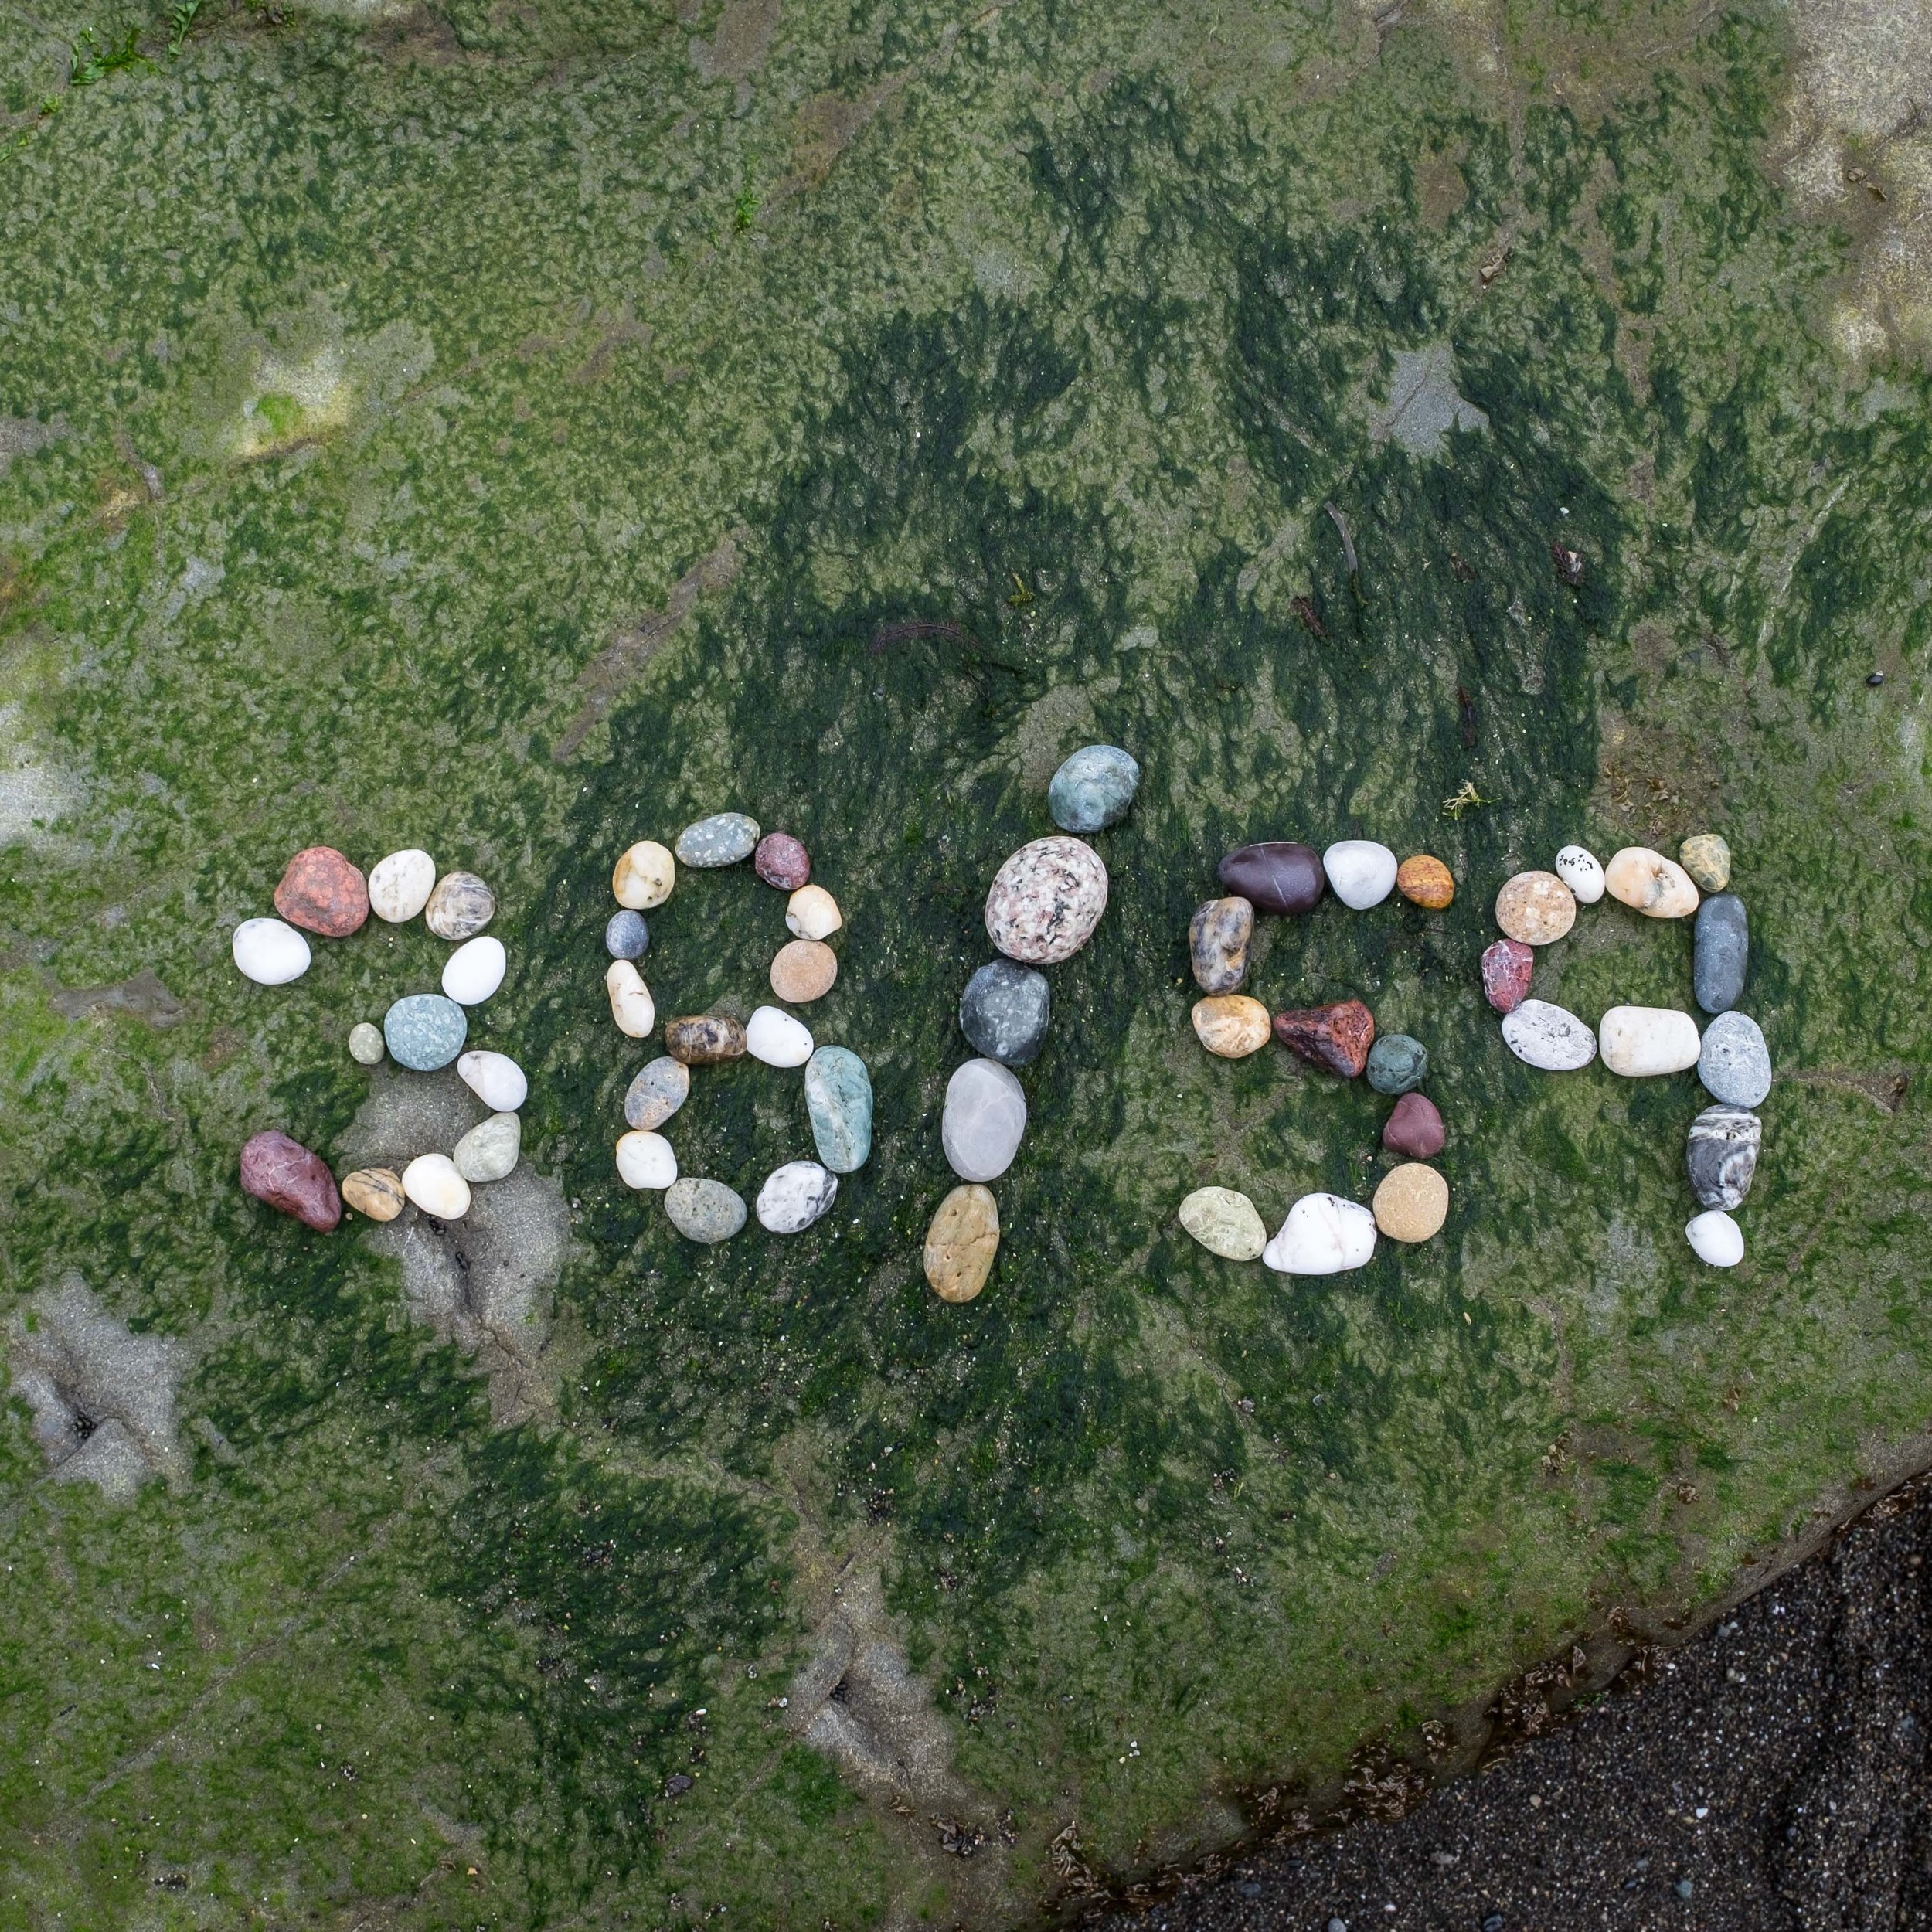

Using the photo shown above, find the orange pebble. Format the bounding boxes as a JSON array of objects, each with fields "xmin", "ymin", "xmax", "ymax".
[{"xmin": 1396, "ymin": 854, "xmax": 1455, "ymax": 909}]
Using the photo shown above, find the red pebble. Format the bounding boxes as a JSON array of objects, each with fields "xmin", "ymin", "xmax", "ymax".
[
  {"xmin": 1383, "ymin": 1091, "xmax": 1446, "ymax": 1160},
  {"xmin": 1481, "ymin": 937, "xmax": 1534, "ymax": 1015},
  {"xmin": 753, "ymin": 832, "xmax": 811, "ymax": 891},
  {"xmin": 274, "ymin": 846, "xmax": 370, "ymax": 937},
  {"xmin": 1272, "ymin": 998, "xmax": 1376, "ymax": 1077},
  {"xmin": 239, "ymin": 1130, "xmax": 342, "ymax": 1231}
]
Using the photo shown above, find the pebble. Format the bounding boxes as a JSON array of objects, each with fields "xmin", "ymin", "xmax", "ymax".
[
  {"xmin": 1685, "ymin": 1208, "xmax": 1744, "ymax": 1268},
  {"xmin": 239, "ymin": 1129, "xmax": 342, "ymax": 1231},
  {"xmin": 746, "ymin": 1005, "xmax": 815, "ymax": 1067},
  {"xmin": 340, "ymin": 1168, "xmax": 406, "ymax": 1222},
  {"xmin": 1501, "ymin": 999, "xmax": 1597, "ymax": 1070},
  {"xmin": 457, "ymin": 1049, "xmax": 528, "ymax": 1112},
  {"xmin": 1189, "ymin": 896, "xmax": 1253, "ymax": 995},
  {"xmin": 1178, "ymin": 1186, "xmax": 1267, "ymax": 1260},
  {"xmin": 425, "ymin": 870, "xmax": 496, "ymax": 940},
  {"xmin": 1699, "ymin": 1010, "xmax": 1772, "ymax": 1107},
  {"xmin": 941, "ymin": 1057, "xmax": 1027, "ymax": 1182},
  {"xmin": 454, "ymin": 1111, "xmax": 522, "ymax": 1183},
  {"xmin": 665, "ymin": 1014, "xmax": 746, "ymax": 1065},
  {"xmin": 1366, "ymin": 1033, "xmax": 1427, "ymax": 1095},
  {"xmin": 960, "ymin": 961, "xmax": 1051, "ymax": 1065},
  {"xmin": 1273, "ymin": 999, "xmax": 1376, "ymax": 1078},
  {"xmin": 402, "ymin": 1152, "xmax": 471, "ymax": 1220},
  {"xmin": 1396, "ymin": 854, "xmax": 1454, "ymax": 909},
  {"xmin": 1687, "ymin": 1104, "xmax": 1760, "ymax": 1210},
  {"xmin": 274, "ymin": 845, "xmax": 369, "ymax": 937},
  {"xmin": 233, "ymin": 917, "xmax": 312, "ymax": 986},
  {"xmin": 1263, "ymin": 1193, "xmax": 1378, "ymax": 1275},
  {"xmin": 604, "ymin": 910, "xmax": 649, "ymax": 961},
  {"xmin": 615, "ymin": 1130, "xmax": 678, "ymax": 1190},
  {"xmin": 1322, "ymin": 839, "xmax": 1399, "ymax": 910},
  {"xmin": 349, "ymin": 1022, "xmax": 386, "ymax": 1066},
  {"xmin": 1192, "ymin": 995, "xmax": 1272, "ymax": 1059},
  {"xmin": 753, "ymin": 832, "xmax": 811, "ymax": 890},
  {"xmin": 368, "ymin": 849, "xmax": 436, "ymax": 923},
  {"xmin": 675, "ymin": 812, "xmax": 760, "ymax": 868},
  {"xmin": 1679, "ymin": 832, "xmax": 1732, "ymax": 893},
  {"xmin": 1481, "ymin": 938, "xmax": 1535, "ymax": 1015},
  {"xmin": 1048, "ymin": 744, "xmax": 1141, "ymax": 833},
  {"xmin": 612, "ymin": 840, "xmax": 675, "ymax": 910},
  {"xmin": 786, "ymin": 884, "xmax": 843, "ymax": 940},
  {"xmin": 383, "ymin": 992, "xmax": 468, "ymax": 1071},
  {"xmin": 985, "ymin": 835, "xmax": 1108, "ymax": 964},
  {"xmin": 770, "ymin": 938, "xmax": 838, "ymax": 1003},
  {"xmin": 1604, "ymin": 847, "xmax": 1699, "ymax": 918},
  {"xmin": 1553, "ymin": 844, "xmax": 1605, "ymax": 903},
  {"xmin": 1217, "ymin": 841, "xmax": 1325, "ymax": 915},
  {"xmin": 756, "ymin": 1161, "xmax": 838, "ymax": 1234},
  {"xmin": 924, "ymin": 1184, "xmax": 999, "ymax": 1302},
  {"xmin": 1694, "ymin": 893, "xmax": 1749, "ymax": 1015},
  {"xmin": 441, "ymin": 935, "xmax": 506, "ymax": 1005},
  {"xmin": 1372, "ymin": 1162, "xmax": 1449, "ymax": 1243},
  {"xmin": 1599, "ymin": 1005, "xmax": 1702, "ymax": 1077},
  {"xmin": 1383, "ymin": 1091, "xmax": 1446, "ymax": 1158},
  {"xmin": 665, "ymin": 1175, "xmax": 747, "ymax": 1243},
  {"xmin": 624, "ymin": 1056, "xmax": 691, "ymax": 1131},
  {"xmin": 606, "ymin": 960, "xmax": 656, "ymax": 1038},
  {"xmin": 1495, "ymin": 870, "xmax": 1577, "ymax": 945},
  {"xmin": 804, "ymin": 1046, "xmax": 873, "ymax": 1172}
]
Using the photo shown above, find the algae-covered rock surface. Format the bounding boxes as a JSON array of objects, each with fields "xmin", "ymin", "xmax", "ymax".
[{"xmin": 2, "ymin": 0, "xmax": 1928, "ymax": 1923}]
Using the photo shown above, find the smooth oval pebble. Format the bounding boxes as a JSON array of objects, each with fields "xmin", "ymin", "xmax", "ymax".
[
  {"xmin": 1501, "ymin": 999, "xmax": 1597, "ymax": 1070},
  {"xmin": 665, "ymin": 1014, "xmax": 746, "ymax": 1065},
  {"xmin": 1372, "ymin": 1163, "xmax": 1449, "ymax": 1243},
  {"xmin": 1048, "ymin": 743, "xmax": 1141, "ymax": 833},
  {"xmin": 1192, "ymin": 995, "xmax": 1272, "ymax": 1059},
  {"xmin": 1217, "ymin": 841, "xmax": 1325, "ymax": 915},
  {"xmin": 454, "ymin": 1111, "xmax": 522, "ymax": 1184},
  {"xmin": 1396, "ymin": 855, "xmax": 1454, "ymax": 909},
  {"xmin": 233, "ymin": 917, "xmax": 311, "ymax": 986},
  {"xmin": 665, "ymin": 1175, "xmax": 747, "ymax": 1243},
  {"xmin": 985, "ymin": 836, "xmax": 1108, "ymax": 964},
  {"xmin": 1599, "ymin": 1005, "xmax": 1701, "ymax": 1077},
  {"xmin": 1263, "ymin": 1193, "xmax": 1378, "ymax": 1275},
  {"xmin": 615, "ymin": 1131, "xmax": 679, "ymax": 1191},
  {"xmin": 239, "ymin": 1129, "xmax": 342, "ymax": 1231},
  {"xmin": 1481, "ymin": 938, "xmax": 1535, "ymax": 1015},
  {"xmin": 1321, "ymin": 839, "xmax": 1399, "ymax": 910},
  {"xmin": 348, "ymin": 1022, "xmax": 386, "ymax": 1066},
  {"xmin": 675, "ymin": 812, "xmax": 760, "ymax": 868},
  {"xmin": 606, "ymin": 960, "xmax": 656, "ymax": 1038},
  {"xmin": 804, "ymin": 1046, "xmax": 873, "ymax": 1172},
  {"xmin": 1604, "ymin": 847, "xmax": 1699, "ymax": 918},
  {"xmin": 960, "ymin": 961, "xmax": 1051, "ymax": 1065},
  {"xmin": 383, "ymin": 992, "xmax": 468, "ymax": 1071},
  {"xmin": 785, "ymin": 884, "xmax": 843, "ymax": 940},
  {"xmin": 604, "ymin": 909, "xmax": 649, "ymax": 960},
  {"xmin": 368, "ymin": 849, "xmax": 436, "ymax": 923},
  {"xmin": 770, "ymin": 939, "xmax": 838, "ymax": 1004},
  {"xmin": 457, "ymin": 1049, "xmax": 528, "ymax": 1112},
  {"xmin": 441, "ymin": 935, "xmax": 506, "ymax": 1006},
  {"xmin": 1366, "ymin": 1033, "xmax": 1427, "ymax": 1096},
  {"xmin": 746, "ymin": 1005, "xmax": 815, "ymax": 1067},
  {"xmin": 1688, "ymin": 1104, "xmax": 1761, "ymax": 1210},
  {"xmin": 612, "ymin": 841, "xmax": 675, "ymax": 910},
  {"xmin": 1553, "ymin": 845, "xmax": 1605, "ymax": 903},
  {"xmin": 624, "ymin": 1057, "xmax": 691, "ymax": 1131},
  {"xmin": 1383, "ymin": 1091, "xmax": 1445, "ymax": 1158},
  {"xmin": 402, "ymin": 1152, "xmax": 471, "ymax": 1220},
  {"xmin": 1178, "ymin": 1186, "xmax": 1266, "ymax": 1260},
  {"xmin": 924, "ymin": 1184, "xmax": 999, "ymax": 1302},
  {"xmin": 340, "ymin": 1168, "xmax": 406, "ymax": 1222},
  {"xmin": 425, "ymin": 870, "xmax": 495, "ymax": 940},
  {"xmin": 1694, "ymin": 893, "xmax": 1749, "ymax": 1015},
  {"xmin": 756, "ymin": 1161, "xmax": 838, "ymax": 1234},
  {"xmin": 1679, "ymin": 832, "xmax": 1732, "ymax": 893},
  {"xmin": 1189, "ymin": 896, "xmax": 1253, "ymax": 995},
  {"xmin": 1698, "ymin": 1009, "xmax": 1771, "ymax": 1107},
  {"xmin": 1495, "ymin": 871, "xmax": 1577, "ymax": 945},
  {"xmin": 1686, "ymin": 1208, "xmax": 1744, "ymax": 1268},
  {"xmin": 753, "ymin": 832, "xmax": 811, "ymax": 891},
  {"xmin": 941, "ymin": 1057, "xmax": 1027, "ymax": 1182},
  {"xmin": 274, "ymin": 845, "xmax": 369, "ymax": 937}
]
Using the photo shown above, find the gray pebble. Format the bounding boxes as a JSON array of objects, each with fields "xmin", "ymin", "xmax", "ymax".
[
  {"xmin": 665, "ymin": 1176, "xmax": 747, "ymax": 1243},
  {"xmin": 1048, "ymin": 743, "xmax": 1140, "ymax": 833},
  {"xmin": 1687, "ymin": 1104, "xmax": 1760, "ymax": 1211},
  {"xmin": 383, "ymin": 992, "xmax": 468, "ymax": 1072},
  {"xmin": 624, "ymin": 1056, "xmax": 690, "ymax": 1131},
  {"xmin": 675, "ymin": 812, "xmax": 760, "ymax": 868},
  {"xmin": 605, "ymin": 909, "xmax": 649, "ymax": 960},
  {"xmin": 960, "ymin": 961, "xmax": 1051, "ymax": 1066},
  {"xmin": 1694, "ymin": 893, "xmax": 1748, "ymax": 1015},
  {"xmin": 1699, "ymin": 1010, "xmax": 1771, "ymax": 1107},
  {"xmin": 1366, "ymin": 1032, "xmax": 1427, "ymax": 1096},
  {"xmin": 454, "ymin": 1111, "xmax": 522, "ymax": 1183}
]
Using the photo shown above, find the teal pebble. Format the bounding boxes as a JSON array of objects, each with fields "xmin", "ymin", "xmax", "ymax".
[
  {"xmin": 804, "ymin": 1044, "xmax": 872, "ymax": 1174},
  {"xmin": 1048, "ymin": 744, "xmax": 1140, "ymax": 834},
  {"xmin": 383, "ymin": 992, "xmax": 468, "ymax": 1071},
  {"xmin": 1366, "ymin": 1033, "xmax": 1427, "ymax": 1096}
]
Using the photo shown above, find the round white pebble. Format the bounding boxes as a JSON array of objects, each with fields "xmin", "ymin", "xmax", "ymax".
[
  {"xmin": 368, "ymin": 849, "xmax": 436, "ymax": 923},
  {"xmin": 1321, "ymin": 839, "xmax": 1399, "ymax": 910},
  {"xmin": 1553, "ymin": 844, "xmax": 1606, "ymax": 903},
  {"xmin": 441, "ymin": 935, "xmax": 507, "ymax": 1005},
  {"xmin": 233, "ymin": 917, "xmax": 311, "ymax": 985},
  {"xmin": 615, "ymin": 1131, "xmax": 678, "ymax": 1190},
  {"xmin": 745, "ymin": 1005, "xmax": 815, "ymax": 1067},
  {"xmin": 402, "ymin": 1152, "xmax": 471, "ymax": 1219},
  {"xmin": 1685, "ymin": 1209, "xmax": 1744, "ymax": 1267},
  {"xmin": 457, "ymin": 1049, "xmax": 528, "ymax": 1112}
]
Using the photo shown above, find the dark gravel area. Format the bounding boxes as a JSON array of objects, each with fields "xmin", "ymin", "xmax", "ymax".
[{"xmin": 1100, "ymin": 1480, "xmax": 1932, "ymax": 1931}]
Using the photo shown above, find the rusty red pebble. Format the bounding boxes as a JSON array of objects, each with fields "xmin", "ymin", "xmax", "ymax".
[
  {"xmin": 753, "ymin": 832, "xmax": 811, "ymax": 891},
  {"xmin": 273, "ymin": 846, "xmax": 369, "ymax": 937},
  {"xmin": 239, "ymin": 1129, "xmax": 342, "ymax": 1231},
  {"xmin": 1481, "ymin": 937, "xmax": 1534, "ymax": 1015},
  {"xmin": 1383, "ymin": 1091, "xmax": 1446, "ymax": 1160},
  {"xmin": 1272, "ymin": 998, "xmax": 1376, "ymax": 1078}
]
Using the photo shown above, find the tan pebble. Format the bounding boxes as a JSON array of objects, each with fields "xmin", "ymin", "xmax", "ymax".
[
  {"xmin": 1372, "ymin": 1162, "xmax": 1449, "ymax": 1243},
  {"xmin": 1178, "ymin": 1186, "xmax": 1267, "ymax": 1260},
  {"xmin": 340, "ymin": 1168, "xmax": 406, "ymax": 1222},
  {"xmin": 785, "ymin": 883, "xmax": 842, "ymax": 940},
  {"xmin": 924, "ymin": 1184, "xmax": 999, "ymax": 1303},
  {"xmin": 1678, "ymin": 833, "xmax": 1731, "ymax": 893},
  {"xmin": 401, "ymin": 1152, "xmax": 471, "ymax": 1220},
  {"xmin": 1396, "ymin": 854, "xmax": 1455, "ymax": 909},
  {"xmin": 1191, "ymin": 995, "xmax": 1271, "ymax": 1058},
  {"xmin": 612, "ymin": 840, "xmax": 675, "ymax": 910},
  {"xmin": 1604, "ymin": 846, "xmax": 1700, "ymax": 918},
  {"xmin": 605, "ymin": 960, "xmax": 656, "ymax": 1037},
  {"xmin": 770, "ymin": 939, "xmax": 838, "ymax": 1003},
  {"xmin": 1495, "ymin": 870, "xmax": 1577, "ymax": 945}
]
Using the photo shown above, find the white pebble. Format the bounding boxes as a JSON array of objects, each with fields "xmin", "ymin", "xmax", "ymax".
[
  {"xmin": 1263, "ymin": 1193, "xmax": 1378, "ymax": 1274},
  {"xmin": 606, "ymin": 960, "xmax": 656, "ymax": 1038},
  {"xmin": 402, "ymin": 1152, "xmax": 471, "ymax": 1219},
  {"xmin": 1501, "ymin": 998, "xmax": 1597, "ymax": 1070},
  {"xmin": 785, "ymin": 884, "xmax": 843, "ymax": 941},
  {"xmin": 1321, "ymin": 839, "xmax": 1399, "ymax": 910},
  {"xmin": 457, "ymin": 1049, "xmax": 528, "ymax": 1112},
  {"xmin": 615, "ymin": 1131, "xmax": 678, "ymax": 1190},
  {"xmin": 232, "ymin": 917, "xmax": 311, "ymax": 985},
  {"xmin": 368, "ymin": 849, "xmax": 436, "ymax": 923},
  {"xmin": 441, "ymin": 935, "xmax": 506, "ymax": 1005},
  {"xmin": 1599, "ymin": 1005, "xmax": 1701, "ymax": 1077},
  {"xmin": 745, "ymin": 1005, "xmax": 815, "ymax": 1067},
  {"xmin": 1553, "ymin": 844, "xmax": 1605, "ymax": 903},
  {"xmin": 1685, "ymin": 1209, "xmax": 1744, "ymax": 1267},
  {"xmin": 755, "ymin": 1160, "xmax": 838, "ymax": 1233}
]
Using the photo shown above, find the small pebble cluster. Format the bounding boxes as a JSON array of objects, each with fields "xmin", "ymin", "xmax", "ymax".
[
  {"xmin": 1483, "ymin": 835, "xmax": 1767, "ymax": 1267},
  {"xmin": 603, "ymin": 814, "xmax": 873, "ymax": 1243},
  {"xmin": 1179, "ymin": 838, "xmax": 1455, "ymax": 1274},
  {"xmin": 231, "ymin": 845, "xmax": 528, "ymax": 1230},
  {"xmin": 923, "ymin": 745, "xmax": 1138, "ymax": 1304}
]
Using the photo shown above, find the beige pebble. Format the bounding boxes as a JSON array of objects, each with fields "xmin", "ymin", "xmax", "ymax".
[
  {"xmin": 1494, "ymin": 870, "xmax": 1577, "ymax": 945},
  {"xmin": 1604, "ymin": 846, "xmax": 1700, "ymax": 918},
  {"xmin": 924, "ymin": 1184, "xmax": 999, "ymax": 1303},
  {"xmin": 606, "ymin": 960, "xmax": 656, "ymax": 1038},
  {"xmin": 1191, "ymin": 995, "xmax": 1271, "ymax": 1058},
  {"xmin": 785, "ymin": 884, "xmax": 842, "ymax": 941},
  {"xmin": 366, "ymin": 849, "xmax": 435, "ymax": 923},
  {"xmin": 402, "ymin": 1152, "xmax": 471, "ymax": 1220},
  {"xmin": 340, "ymin": 1168, "xmax": 406, "ymax": 1222},
  {"xmin": 1178, "ymin": 1186, "xmax": 1267, "ymax": 1260},
  {"xmin": 770, "ymin": 938, "xmax": 838, "ymax": 1003},
  {"xmin": 612, "ymin": 840, "xmax": 675, "ymax": 910},
  {"xmin": 1372, "ymin": 1163, "xmax": 1448, "ymax": 1242},
  {"xmin": 1678, "ymin": 833, "xmax": 1731, "ymax": 893}
]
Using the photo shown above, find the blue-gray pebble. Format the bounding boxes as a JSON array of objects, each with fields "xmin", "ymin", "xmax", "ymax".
[
  {"xmin": 1698, "ymin": 1009, "xmax": 1771, "ymax": 1107},
  {"xmin": 605, "ymin": 909, "xmax": 649, "ymax": 960},
  {"xmin": 1048, "ymin": 744, "xmax": 1140, "ymax": 834},
  {"xmin": 1694, "ymin": 893, "xmax": 1748, "ymax": 1014},
  {"xmin": 804, "ymin": 1045, "xmax": 873, "ymax": 1173},
  {"xmin": 960, "ymin": 960, "xmax": 1051, "ymax": 1066},
  {"xmin": 1366, "ymin": 1032, "xmax": 1427, "ymax": 1096},
  {"xmin": 675, "ymin": 811, "xmax": 760, "ymax": 868},
  {"xmin": 383, "ymin": 992, "xmax": 468, "ymax": 1071}
]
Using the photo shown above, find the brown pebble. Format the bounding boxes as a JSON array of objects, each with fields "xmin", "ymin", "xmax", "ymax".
[
  {"xmin": 239, "ymin": 1129, "xmax": 342, "ymax": 1231},
  {"xmin": 1372, "ymin": 1162, "xmax": 1449, "ymax": 1242},
  {"xmin": 1191, "ymin": 995, "xmax": 1271, "ymax": 1058},
  {"xmin": 1396, "ymin": 854, "xmax": 1454, "ymax": 910},
  {"xmin": 924, "ymin": 1184, "xmax": 999, "ymax": 1303},
  {"xmin": 1273, "ymin": 998, "xmax": 1376, "ymax": 1077},
  {"xmin": 274, "ymin": 847, "xmax": 369, "ymax": 937},
  {"xmin": 665, "ymin": 1015, "xmax": 747, "ymax": 1065},
  {"xmin": 770, "ymin": 938, "xmax": 838, "ymax": 1003},
  {"xmin": 340, "ymin": 1168, "xmax": 406, "ymax": 1222},
  {"xmin": 1383, "ymin": 1092, "xmax": 1445, "ymax": 1159},
  {"xmin": 425, "ymin": 870, "xmax": 495, "ymax": 940},
  {"xmin": 754, "ymin": 832, "xmax": 811, "ymax": 891}
]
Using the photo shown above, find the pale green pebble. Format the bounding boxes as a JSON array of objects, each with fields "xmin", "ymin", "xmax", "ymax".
[
  {"xmin": 1366, "ymin": 1033, "xmax": 1427, "ymax": 1096},
  {"xmin": 804, "ymin": 1045, "xmax": 873, "ymax": 1173},
  {"xmin": 1048, "ymin": 744, "xmax": 1140, "ymax": 833},
  {"xmin": 454, "ymin": 1111, "xmax": 522, "ymax": 1183},
  {"xmin": 1679, "ymin": 832, "xmax": 1732, "ymax": 893},
  {"xmin": 349, "ymin": 1022, "xmax": 386, "ymax": 1066},
  {"xmin": 1179, "ymin": 1186, "xmax": 1267, "ymax": 1260}
]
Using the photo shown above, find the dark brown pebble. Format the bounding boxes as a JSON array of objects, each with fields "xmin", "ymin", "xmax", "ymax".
[
  {"xmin": 1217, "ymin": 841, "xmax": 1325, "ymax": 915},
  {"xmin": 1383, "ymin": 1091, "xmax": 1446, "ymax": 1159}
]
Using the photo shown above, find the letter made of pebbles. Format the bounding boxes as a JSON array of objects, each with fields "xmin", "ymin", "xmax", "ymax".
[{"xmin": 985, "ymin": 836, "xmax": 1107, "ymax": 964}]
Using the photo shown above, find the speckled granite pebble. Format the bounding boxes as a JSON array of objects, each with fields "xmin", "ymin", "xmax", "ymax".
[
  {"xmin": 675, "ymin": 813, "xmax": 760, "ymax": 868},
  {"xmin": 960, "ymin": 961, "xmax": 1051, "ymax": 1065},
  {"xmin": 383, "ymin": 992, "xmax": 468, "ymax": 1071},
  {"xmin": 665, "ymin": 1176, "xmax": 747, "ymax": 1243},
  {"xmin": 1699, "ymin": 1010, "xmax": 1771, "ymax": 1107},
  {"xmin": 985, "ymin": 836, "xmax": 1108, "ymax": 964}
]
